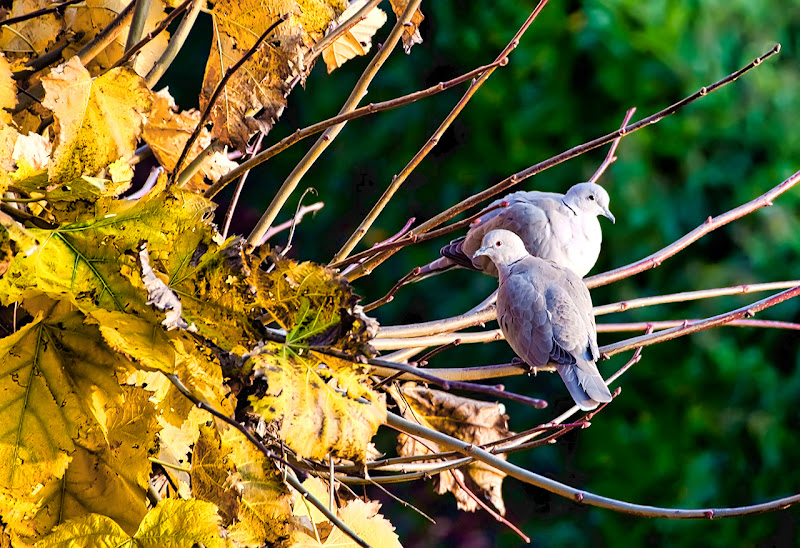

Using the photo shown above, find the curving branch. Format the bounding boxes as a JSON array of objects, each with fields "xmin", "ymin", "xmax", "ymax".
[
  {"xmin": 586, "ymin": 169, "xmax": 800, "ymax": 288},
  {"xmin": 387, "ymin": 412, "xmax": 800, "ymax": 519},
  {"xmin": 330, "ymin": 0, "xmax": 551, "ymax": 264},
  {"xmin": 345, "ymin": 44, "xmax": 782, "ymax": 280}
]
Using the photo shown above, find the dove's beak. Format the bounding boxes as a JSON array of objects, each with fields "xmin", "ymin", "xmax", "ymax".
[
  {"xmin": 602, "ymin": 208, "xmax": 615, "ymax": 224},
  {"xmin": 473, "ymin": 246, "xmax": 490, "ymax": 259}
]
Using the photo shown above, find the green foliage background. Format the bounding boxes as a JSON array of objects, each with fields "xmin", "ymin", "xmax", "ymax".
[{"xmin": 168, "ymin": 0, "xmax": 800, "ymax": 545}]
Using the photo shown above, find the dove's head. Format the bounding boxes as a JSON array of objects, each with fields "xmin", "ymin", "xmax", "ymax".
[
  {"xmin": 564, "ymin": 182, "xmax": 615, "ymax": 223},
  {"xmin": 473, "ymin": 229, "xmax": 529, "ymax": 267}
]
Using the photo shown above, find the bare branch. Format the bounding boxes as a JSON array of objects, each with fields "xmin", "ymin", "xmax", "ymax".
[
  {"xmin": 598, "ymin": 319, "xmax": 800, "ymax": 333},
  {"xmin": 345, "ymin": 44, "xmax": 782, "ymax": 280},
  {"xmin": 330, "ymin": 0, "xmax": 551, "ymax": 264},
  {"xmin": 146, "ymin": 0, "xmax": 205, "ymax": 87},
  {"xmin": 245, "ymin": 0, "xmax": 425, "ymax": 248},
  {"xmin": 594, "ymin": 280, "xmax": 800, "ymax": 315},
  {"xmin": 387, "ymin": 412, "xmax": 800, "ymax": 519},
  {"xmin": 0, "ymin": 0, "xmax": 82, "ymax": 28},
  {"xmin": 602, "ymin": 284, "xmax": 800, "ymax": 357},
  {"xmin": 331, "ymin": 201, "xmax": 509, "ymax": 271},
  {"xmin": 587, "ymin": 168, "xmax": 800, "ymax": 288},
  {"xmin": 110, "ymin": 0, "xmax": 193, "ymax": 71},
  {"xmin": 259, "ymin": 201, "xmax": 325, "ymax": 244},
  {"xmin": 588, "ymin": 107, "xmax": 636, "ymax": 184}
]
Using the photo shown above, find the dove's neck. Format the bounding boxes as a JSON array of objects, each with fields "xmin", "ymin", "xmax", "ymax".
[{"xmin": 561, "ymin": 198, "xmax": 578, "ymax": 216}]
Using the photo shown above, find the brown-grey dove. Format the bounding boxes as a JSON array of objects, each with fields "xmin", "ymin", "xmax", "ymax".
[
  {"xmin": 473, "ymin": 229, "xmax": 613, "ymax": 410},
  {"xmin": 419, "ymin": 182, "xmax": 614, "ymax": 279}
]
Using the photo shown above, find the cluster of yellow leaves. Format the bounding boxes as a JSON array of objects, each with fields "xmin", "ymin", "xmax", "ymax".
[
  {"xmin": 0, "ymin": 0, "xmax": 434, "ymax": 544},
  {"xmin": 394, "ymin": 383, "xmax": 512, "ymax": 515}
]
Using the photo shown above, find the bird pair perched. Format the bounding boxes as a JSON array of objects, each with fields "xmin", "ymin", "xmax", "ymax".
[{"xmin": 422, "ymin": 183, "xmax": 615, "ymax": 410}]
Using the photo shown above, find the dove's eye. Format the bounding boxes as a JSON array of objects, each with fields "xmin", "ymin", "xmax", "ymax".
[
  {"xmin": 588, "ymin": 195, "xmax": 595, "ymax": 201},
  {"xmin": 495, "ymin": 241, "xmax": 502, "ymax": 247}
]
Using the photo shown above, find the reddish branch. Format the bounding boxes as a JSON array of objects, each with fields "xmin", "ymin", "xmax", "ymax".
[
  {"xmin": 587, "ymin": 168, "xmax": 800, "ymax": 288},
  {"xmin": 346, "ymin": 44, "xmax": 782, "ymax": 280}
]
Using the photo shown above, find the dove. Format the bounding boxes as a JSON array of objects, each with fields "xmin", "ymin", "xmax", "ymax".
[
  {"xmin": 419, "ymin": 182, "xmax": 614, "ymax": 279},
  {"xmin": 473, "ymin": 229, "xmax": 613, "ymax": 410}
]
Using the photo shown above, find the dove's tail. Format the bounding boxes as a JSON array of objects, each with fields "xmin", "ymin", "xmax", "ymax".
[
  {"xmin": 440, "ymin": 238, "xmax": 479, "ymax": 270},
  {"xmin": 413, "ymin": 257, "xmax": 458, "ymax": 283},
  {"xmin": 413, "ymin": 238, "xmax": 480, "ymax": 283},
  {"xmin": 556, "ymin": 362, "xmax": 612, "ymax": 411}
]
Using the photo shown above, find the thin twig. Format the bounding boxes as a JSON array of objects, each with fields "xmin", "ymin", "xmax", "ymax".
[
  {"xmin": 259, "ymin": 202, "xmax": 325, "ymax": 244},
  {"xmin": 346, "ymin": 44, "xmax": 782, "ymax": 280},
  {"xmin": 586, "ymin": 168, "xmax": 800, "ymax": 289},
  {"xmin": 110, "ymin": 0, "xmax": 192, "ymax": 71},
  {"xmin": 601, "ymin": 285, "xmax": 800, "ymax": 357},
  {"xmin": 363, "ymin": 268, "xmax": 421, "ymax": 312},
  {"xmin": 0, "ymin": 0, "xmax": 82, "ymax": 28},
  {"xmin": 387, "ymin": 412, "xmax": 800, "ymax": 519},
  {"xmin": 223, "ymin": 133, "xmax": 265, "ymax": 239},
  {"xmin": 204, "ymin": 59, "xmax": 505, "ymax": 199},
  {"xmin": 172, "ymin": 14, "xmax": 289, "ymax": 181},
  {"xmin": 598, "ymin": 319, "xmax": 800, "ymax": 333},
  {"xmin": 587, "ymin": 108, "xmax": 636, "ymax": 184},
  {"xmin": 330, "ymin": 0, "xmax": 551, "ymax": 264},
  {"xmin": 145, "ymin": 0, "xmax": 204, "ymax": 86},
  {"xmin": 595, "ymin": 280, "xmax": 800, "ymax": 316},
  {"xmin": 166, "ymin": 373, "xmax": 370, "ymax": 548},
  {"xmin": 244, "ymin": 0, "xmax": 425, "ymax": 248},
  {"xmin": 331, "ymin": 201, "xmax": 510, "ymax": 271}
]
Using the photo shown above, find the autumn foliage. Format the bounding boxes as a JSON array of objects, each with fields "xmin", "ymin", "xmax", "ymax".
[{"xmin": 1, "ymin": 0, "xmax": 798, "ymax": 546}]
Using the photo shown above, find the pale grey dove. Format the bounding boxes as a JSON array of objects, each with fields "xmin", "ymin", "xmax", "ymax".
[
  {"xmin": 473, "ymin": 229, "xmax": 613, "ymax": 410},
  {"xmin": 419, "ymin": 182, "xmax": 614, "ymax": 278}
]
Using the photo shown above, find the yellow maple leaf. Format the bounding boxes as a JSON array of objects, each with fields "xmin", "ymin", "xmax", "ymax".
[
  {"xmin": 256, "ymin": 255, "xmax": 376, "ymax": 354},
  {"xmin": 0, "ymin": 188, "xmax": 213, "ymax": 313},
  {"xmin": 290, "ymin": 498, "xmax": 401, "ymax": 547},
  {"xmin": 41, "ymin": 56, "xmax": 152, "ymax": 184},
  {"xmin": 202, "ymin": 0, "xmax": 346, "ymax": 147},
  {"xmin": 0, "ymin": 53, "xmax": 15, "ymax": 123},
  {"xmin": 322, "ymin": 0, "xmax": 387, "ymax": 73},
  {"xmin": 225, "ymin": 427, "xmax": 294, "ymax": 547},
  {"xmin": 0, "ymin": 0, "xmax": 64, "ymax": 57},
  {"xmin": 191, "ymin": 424, "xmax": 240, "ymax": 525},
  {"xmin": 36, "ymin": 499, "xmax": 233, "ymax": 548},
  {"xmin": 248, "ymin": 347, "xmax": 386, "ymax": 461}
]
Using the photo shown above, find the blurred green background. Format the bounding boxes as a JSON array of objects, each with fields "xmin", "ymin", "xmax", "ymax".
[{"xmin": 167, "ymin": 0, "xmax": 800, "ymax": 545}]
